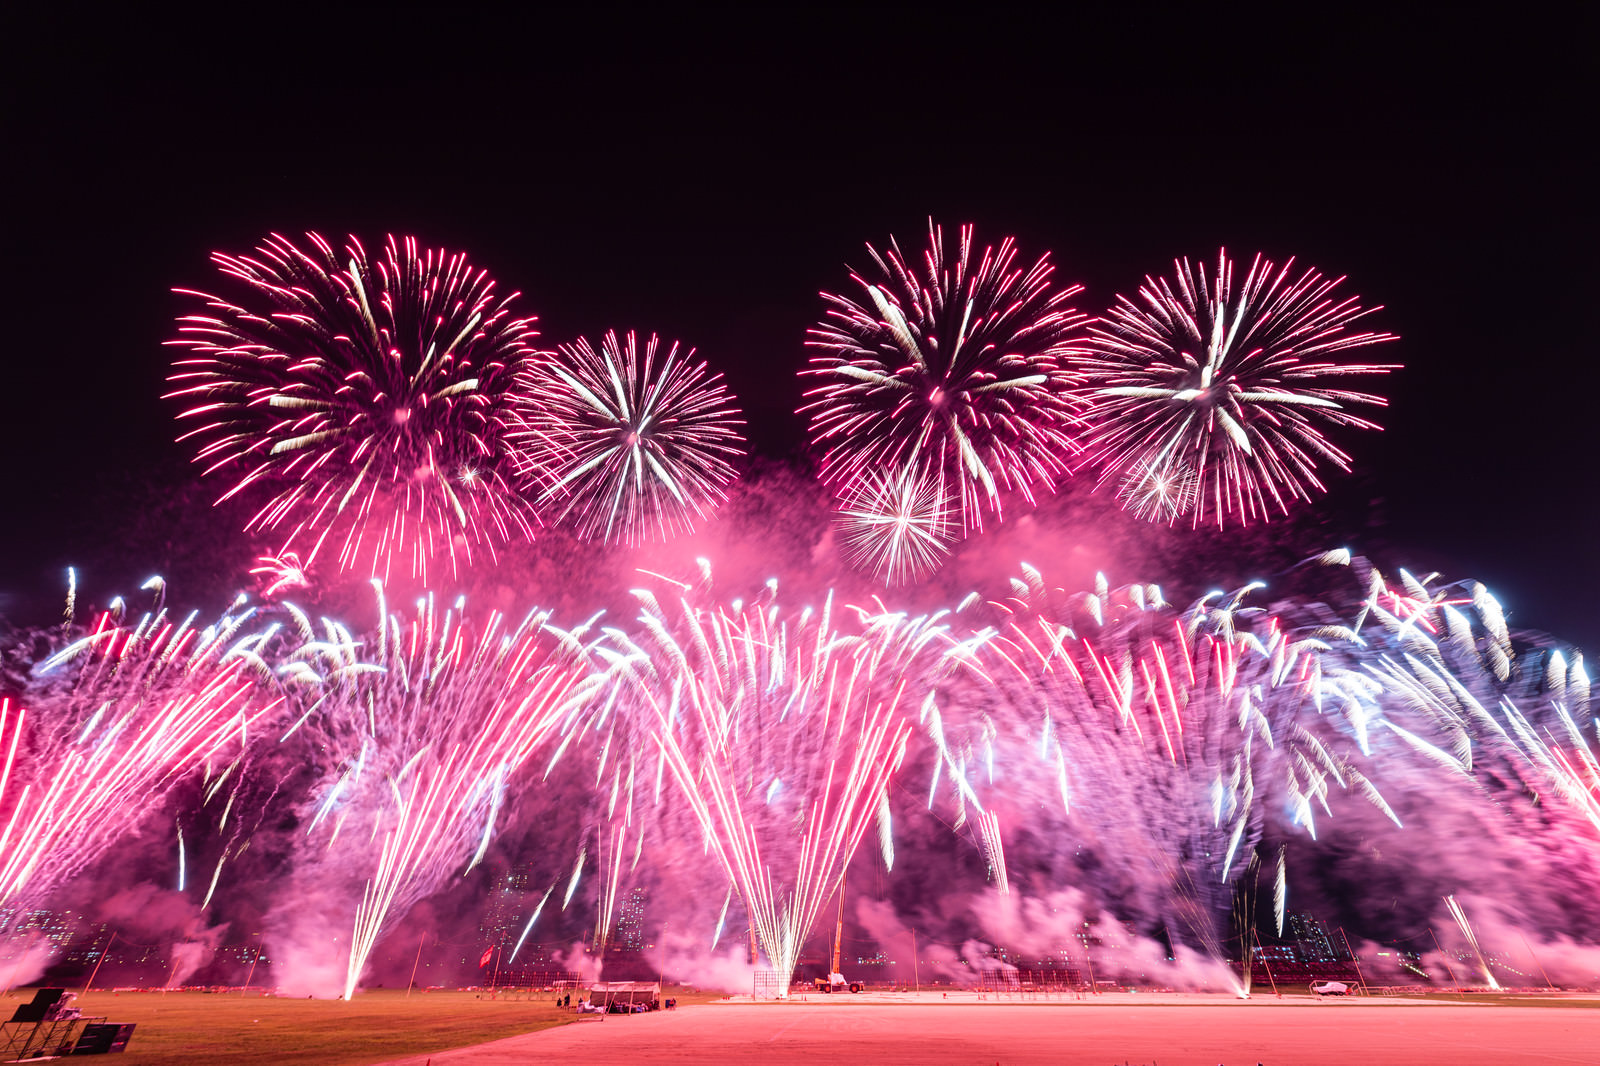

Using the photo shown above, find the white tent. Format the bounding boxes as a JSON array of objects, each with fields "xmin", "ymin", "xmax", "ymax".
[{"xmin": 586, "ymin": 981, "xmax": 661, "ymax": 1009}]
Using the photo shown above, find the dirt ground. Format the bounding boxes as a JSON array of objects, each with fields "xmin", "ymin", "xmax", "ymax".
[{"xmin": 374, "ymin": 991, "xmax": 1600, "ymax": 1065}]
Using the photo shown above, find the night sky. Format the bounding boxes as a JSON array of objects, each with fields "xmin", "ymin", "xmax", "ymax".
[{"xmin": 5, "ymin": 10, "xmax": 1595, "ymax": 651}]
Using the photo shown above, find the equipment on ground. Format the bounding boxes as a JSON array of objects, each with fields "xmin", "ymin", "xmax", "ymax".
[{"xmin": 813, "ymin": 972, "xmax": 863, "ymax": 994}]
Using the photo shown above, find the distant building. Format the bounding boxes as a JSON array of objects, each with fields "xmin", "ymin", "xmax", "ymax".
[
  {"xmin": 614, "ymin": 888, "xmax": 649, "ymax": 952},
  {"xmin": 474, "ymin": 861, "xmax": 542, "ymax": 968},
  {"xmin": 1288, "ymin": 913, "xmax": 1349, "ymax": 962}
]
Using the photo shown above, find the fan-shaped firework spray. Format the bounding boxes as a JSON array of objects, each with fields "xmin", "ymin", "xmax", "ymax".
[
  {"xmin": 920, "ymin": 563, "xmax": 1398, "ymax": 978},
  {"xmin": 1, "ymin": 591, "xmax": 288, "ymax": 910},
  {"xmin": 607, "ymin": 575, "xmax": 979, "ymax": 996},
  {"xmin": 1323, "ymin": 557, "xmax": 1600, "ymax": 965},
  {"xmin": 804, "ymin": 221, "xmax": 1088, "ymax": 535},
  {"xmin": 1079, "ymin": 250, "xmax": 1397, "ymax": 528},
  {"xmin": 167, "ymin": 233, "xmax": 542, "ymax": 581},
  {"xmin": 271, "ymin": 586, "xmax": 606, "ymax": 998},
  {"xmin": 512, "ymin": 330, "xmax": 745, "ymax": 546}
]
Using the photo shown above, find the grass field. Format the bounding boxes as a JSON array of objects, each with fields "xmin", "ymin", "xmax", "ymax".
[
  {"xmin": 5, "ymin": 987, "xmax": 670, "ymax": 1065},
  {"xmin": 10, "ymin": 987, "xmax": 1594, "ymax": 1064}
]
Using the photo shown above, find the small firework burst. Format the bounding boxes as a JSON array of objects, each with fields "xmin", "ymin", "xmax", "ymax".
[
  {"xmin": 838, "ymin": 464, "xmax": 957, "ymax": 584},
  {"xmin": 249, "ymin": 552, "xmax": 309, "ymax": 597},
  {"xmin": 1117, "ymin": 456, "xmax": 1200, "ymax": 523},
  {"xmin": 512, "ymin": 330, "xmax": 745, "ymax": 546},
  {"xmin": 1079, "ymin": 249, "xmax": 1397, "ymax": 527},
  {"xmin": 803, "ymin": 220, "xmax": 1088, "ymax": 534},
  {"xmin": 167, "ymin": 233, "xmax": 541, "ymax": 581}
]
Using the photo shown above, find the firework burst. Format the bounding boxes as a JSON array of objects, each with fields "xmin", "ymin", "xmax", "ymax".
[
  {"xmin": 803, "ymin": 221, "xmax": 1089, "ymax": 534},
  {"xmin": 1078, "ymin": 249, "xmax": 1397, "ymax": 527},
  {"xmin": 837, "ymin": 464, "xmax": 958, "ymax": 585},
  {"xmin": 513, "ymin": 330, "xmax": 745, "ymax": 546},
  {"xmin": 1116, "ymin": 454, "xmax": 1201, "ymax": 523},
  {"xmin": 167, "ymin": 233, "xmax": 542, "ymax": 581}
]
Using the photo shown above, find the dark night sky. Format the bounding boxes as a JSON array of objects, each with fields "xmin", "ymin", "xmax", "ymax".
[{"xmin": 4, "ymin": 9, "xmax": 1596, "ymax": 650}]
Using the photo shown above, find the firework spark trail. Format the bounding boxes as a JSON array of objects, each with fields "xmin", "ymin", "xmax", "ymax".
[
  {"xmin": 1445, "ymin": 894, "xmax": 1502, "ymax": 990},
  {"xmin": 608, "ymin": 578, "xmax": 976, "ymax": 996},
  {"xmin": 803, "ymin": 220, "xmax": 1088, "ymax": 536},
  {"xmin": 1078, "ymin": 250, "xmax": 1397, "ymax": 528},
  {"xmin": 512, "ymin": 330, "xmax": 746, "ymax": 546},
  {"xmin": 510, "ymin": 882, "xmax": 557, "ymax": 962},
  {"xmin": 274, "ymin": 587, "xmax": 606, "ymax": 998},
  {"xmin": 167, "ymin": 233, "xmax": 543, "ymax": 582},
  {"xmin": 0, "ymin": 596, "xmax": 289, "ymax": 910},
  {"xmin": 975, "ymin": 809, "xmax": 1008, "ymax": 895}
]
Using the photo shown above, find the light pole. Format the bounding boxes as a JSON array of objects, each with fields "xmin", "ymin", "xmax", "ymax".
[{"xmin": 242, "ymin": 933, "xmax": 263, "ymax": 996}]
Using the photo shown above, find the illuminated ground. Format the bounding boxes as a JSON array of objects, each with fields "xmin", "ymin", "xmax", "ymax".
[{"xmin": 375, "ymin": 991, "xmax": 1600, "ymax": 1066}]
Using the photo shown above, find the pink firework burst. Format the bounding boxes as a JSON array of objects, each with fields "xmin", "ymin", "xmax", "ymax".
[
  {"xmin": 166, "ymin": 233, "xmax": 543, "ymax": 581},
  {"xmin": 803, "ymin": 221, "xmax": 1089, "ymax": 534},
  {"xmin": 1078, "ymin": 249, "xmax": 1398, "ymax": 528}
]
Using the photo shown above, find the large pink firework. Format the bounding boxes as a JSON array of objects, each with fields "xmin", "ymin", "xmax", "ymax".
[
  {"xmin": 511, "ymin": 330, "xmax": 745, "ymax": 546},
  {"xmin": 803, "ymin": 221, "xmax": 1089, "ymax": 534},
  {"xmin": 1078, "ymin": 249, "xmax": 1397, "ymax": 528},
  {"xmin": 166, "ymin": 233, "xmax": 543, "ymax": 581}
]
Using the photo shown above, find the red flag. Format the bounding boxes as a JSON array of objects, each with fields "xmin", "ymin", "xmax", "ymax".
[{"xmin": 479, "ymin": 947, "xmax": 493, "ymax": 968}]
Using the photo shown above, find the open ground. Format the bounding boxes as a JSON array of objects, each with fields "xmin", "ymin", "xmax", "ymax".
[
  {"xmin": 26, "ymin": 989, "xmax": 1597, "ymax": 1065},
  {"xmin": 375, "ymin": 992, "xmax": 1600, "ymax": 1066}
]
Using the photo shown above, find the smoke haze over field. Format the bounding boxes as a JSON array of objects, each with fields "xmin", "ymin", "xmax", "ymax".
[{"xmin": 2, "ymin": 459, "xmax": 1595, "ymax": 998}]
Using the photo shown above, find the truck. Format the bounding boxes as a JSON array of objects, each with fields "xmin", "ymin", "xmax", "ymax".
[{"xmin": 813, "ymin": 971, "xmax": 864, "ymax": 994}]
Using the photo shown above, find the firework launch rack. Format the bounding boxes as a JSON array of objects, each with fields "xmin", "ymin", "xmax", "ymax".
[{"xmin": 2, "ymin": 988, "xmax": 134, "ymax": 1059}]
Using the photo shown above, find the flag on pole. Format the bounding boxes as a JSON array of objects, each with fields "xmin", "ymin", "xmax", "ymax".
[{"xmin": 479, "ymin": 947, "xmax": 493, "ymax": 968}]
